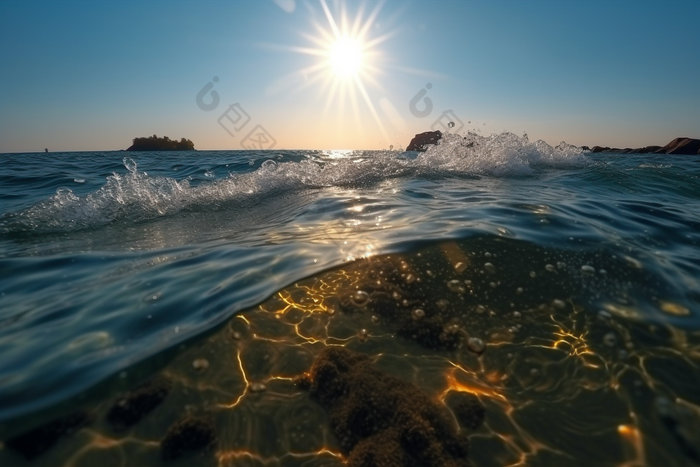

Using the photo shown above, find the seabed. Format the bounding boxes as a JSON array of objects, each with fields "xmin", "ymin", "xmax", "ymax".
[{"xmin": 1, "ymin": 237, "xmax": 699, "ymax": 466}]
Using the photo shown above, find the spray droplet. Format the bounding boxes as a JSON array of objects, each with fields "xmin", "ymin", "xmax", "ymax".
[
  {"xmin": 545, "ymin": 264, "xmax": 555, "ymax": 272},
  {"xmin": 454, "ymin": 262, "xmax": 467, "ymax": 273},
  {"xmin": 581, "ymin": 265, "xmax": 595, "ymax": 274},
  {"xmin": 412, "ymin": 308, "xmax": 425, "ymax": 321},
  {"xmin": 123, "ymin": 157, "xmax": 138, "ymax": 173},
  {"xmin": 484, "ymin": 262, "xmax": 496, "ymax": 274}
]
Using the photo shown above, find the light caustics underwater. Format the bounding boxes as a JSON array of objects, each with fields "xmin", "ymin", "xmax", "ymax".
[{"xmin": 0, "ymin": 132, "xmax": 699, "ymax": 466}]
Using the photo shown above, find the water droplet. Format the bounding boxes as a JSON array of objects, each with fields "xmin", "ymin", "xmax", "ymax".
[
  {"xmin": 545, "ymin": 264, "xmax": 555, "ymax": 272},
  {"xmin": 484, "ymin": 262, "xmax": 496, "ymax": 274},
  {"xmin": 516, "ymin": 287, "xmax": 523, "ymax": 295},
  {"xmin": 192, "ymin": 358, "xmax": 209, "ymax": 371},
  {"xmin": 484, "ymin": 252, "xmax": 492, "ymax": 258},
  {"xmin": 467, "ymin": 337, "xmax": 486, "ymax": 354},
  {"xmin": 513, "ymin": 311, "xmax": 521, "ymax": 319},
  {"xmin": 351, "ymin": 290, "xmax": 370, "ymax": 306},
  {"xmin": 389, "ymin": 145, "xmax": 394, "ymax": 150},
  {"xmin": 405, "ymin": 274, "xmax": 416, "ymax": 284},
  {"xmin": 454, "ymin": 262, "xmax": 467, "ymax": 273},
  {"xmin": 476, "ymin": 305, "xmax": 486, "ymax": 314},
  {"xmin": 448, "ymin": 121, "xmax": 455, "ymax": 128},
  {"xmin": 552, "ymin": 299, "xmax": 566, "ymax": 310},
  {"xmin": 581, "ymin": 265, "xmax": 595, "ymax": 274},
  {"xmin": 412, "ymin": 308, "xmax": 425, "ymax": 321},
  {"xmin": 371, "ymin": 315, "xmax": 379, "ymax": 323},
  {"xmin": 557, "ymin": 262, "xmax": 567, "ymax": 269},
  {"xmin": 529, "ymin": 271, "xmax": 537, "ymax": 278}
]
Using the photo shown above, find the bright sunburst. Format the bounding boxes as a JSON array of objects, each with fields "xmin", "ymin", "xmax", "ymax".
[
  {"xmin": 276, "ymin": 0, "xmax": 395, "ymax": 142},
  {"xmin": 330, "ymin": 37, "xmax": 363, "ymax": 78}
]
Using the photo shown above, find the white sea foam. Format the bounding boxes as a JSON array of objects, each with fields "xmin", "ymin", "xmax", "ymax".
[{"xmin": 0, "ymin": 132, "xmax": 589, "ymax": 233}]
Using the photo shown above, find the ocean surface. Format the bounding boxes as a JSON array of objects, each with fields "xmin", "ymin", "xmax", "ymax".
[{"xmin": 1, "ymin": 132, "xmax": 699, "ymax": 466}]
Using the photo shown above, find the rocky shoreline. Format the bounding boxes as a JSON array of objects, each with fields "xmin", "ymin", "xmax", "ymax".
[{"xmin": 407, "ymin": 132, "xmax": 700, "ymax": 155}]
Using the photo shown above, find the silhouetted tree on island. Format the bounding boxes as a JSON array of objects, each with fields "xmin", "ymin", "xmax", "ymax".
[{"xmin": 126, "ymin": 134, "xmax": 195, "ymax": 151}]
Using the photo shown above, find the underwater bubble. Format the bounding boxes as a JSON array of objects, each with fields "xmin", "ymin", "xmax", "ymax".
[
  {"xmin": 557, "ymin": 262, "xmax": 567, "ymax": 269},
  {"xmin": 371, "ymin": 315, "xmax": 379, "ymax": 323},
  {"xmin": 581, "ymin": 265, "xmax": 595, "ymax": 274},
  {"xmin": 405, "ymin": 274, "xmax": 416, "ymax": 284},
  {"xmin": 467, "ymin": 337, "xmax": 486, "ymax": 354},
  {"xmin": 249, "ymin": 382, "xmax": 267, "ymax": 392},
  {"xmin": 599, "ymin": 269, "xmax": 608, "ymax": 275},
  {"xmin": 513, "ymin": 311, "xmax": 521, "ymax": 319},
  {"xmin": 192, "ymin": 358, "xmax": 209, "ymax": 371},
  {"xmin": 464, "ymin": 280, "xmax": 472, "ymax": 286},
  {"xmin": 603, "ymin": 333, "xmax": 617, "ymax": 347},
  {"xmin": 529, "ymin": 271, "xmax": 537, "ymax": 278},
  {"xmin": 454, "ymin": 262, "xmax": 467, "ymax": 273},
  {"xmin": 484, "ymin": 262, "xmax": 496, "ymax": 274},
  {"xmin": 484, "ymin": 252, "xmax": 492, "ymax": 258},
  {"xmin": 516, "ymin": 287, "xmax": 523, "ymax": 294},
  {"xmin": 489, "ymin": 282, "xmax": 497, "ymax": 288},
  {"xmin": 357, "ymin": 329, "xmax": 369, "ymax": 342},
  {"xmin": 231, "ymin": 331, "xmax": 242, "ymax": 340},
  {"xmin": 436, "ymin": 299, "xmax": 449, "ymax": 310},
  {"xmin": 351, "ymin": 290, "xmax": 370, "ymax": 306},
  {"xmin": 448, "ymin": 121, "xmax": 455, "ymax": 129},
  {"xmin": 412, "ymin": 308, "xmax": 425, "ymax": 321},
  {"xmin": 552, "ymin": 299, "xmax": 566, "ymax": 310},
  {"xmin": 545, "ymin": 264, "xmax": 555, "ymax": 272},
  {"xmin": 392, "ymin": 291, "xmax": 401, "ymax": 301},
  {"xmin": 476, "ymin": 305, "xmax": 486, "ymax": 314},
  {"xmin": 447, "ymin": 280, "xmax": 465, "ymax": 293},
  {"xmin": 204, "ymin": 170, "xmax": 215, "ymax": 178}
]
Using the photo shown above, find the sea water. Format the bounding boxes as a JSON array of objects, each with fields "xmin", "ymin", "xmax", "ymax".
[{"xmin": 0, "ymin": 132, "xmax": 699, "ymax": 466}]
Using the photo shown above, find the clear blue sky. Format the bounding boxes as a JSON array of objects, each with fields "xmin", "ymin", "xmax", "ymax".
[{"xmin": 1, "ymin": 0, "xmax": 698, "ymax": 152}]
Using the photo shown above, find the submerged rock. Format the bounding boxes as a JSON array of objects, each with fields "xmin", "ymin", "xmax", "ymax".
[
  {"xmin": 5, "ymin": 411, "xmax": 90, "ymax": 459},
  {"xmin": 161, "ymin": 417, "xmax": 216, "ymax": 460},
  {"xmin": 406, "ymin": 130, "xmax": 442, "ymax": 151},
  {"xmin": 301, "ymin": 347, "xmax": 471, "ymax": 466},
  {"xmin": 106, "ymin": 377, "xmax": 172, "ymax": 430}
]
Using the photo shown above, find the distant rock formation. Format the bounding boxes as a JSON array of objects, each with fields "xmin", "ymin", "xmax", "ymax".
[
  {"xmin": 126, "ymin": 135, "xmax": 195, "ymax": 151},
  {"xmin": 656, "ymin": 137, "xmax": 700, "ymax": 155},
  {"xmin": 588, "ymin": 138, "xmax": 699, "ymax": 155},
  {"xmin": 406, "ymin": 130, "xmax": 442, "ymax": 151}
]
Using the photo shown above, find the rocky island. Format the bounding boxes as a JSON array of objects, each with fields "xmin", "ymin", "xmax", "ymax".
[{"xmin": 126, "ymin": 135, "xmax": 195, "ymax": 151}]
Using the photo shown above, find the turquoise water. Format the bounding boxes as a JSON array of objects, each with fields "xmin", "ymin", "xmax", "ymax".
[{"xmin": 1, "ymin": 132, "xmax": 699, "ymax": 463}]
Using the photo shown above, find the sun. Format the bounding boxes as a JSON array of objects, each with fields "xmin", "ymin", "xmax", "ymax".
[
  {"xmin": 273, "ymin": 0, "xmax": 394, "ymax": 142},
  {"xmin": 330, "ymin": 37, "xmax": 363, "ymax": 78}
]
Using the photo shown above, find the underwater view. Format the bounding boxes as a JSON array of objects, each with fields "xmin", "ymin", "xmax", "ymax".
[{"xmin": 1, "ymin": 134, "xmax": 699, "ymax": 466}]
